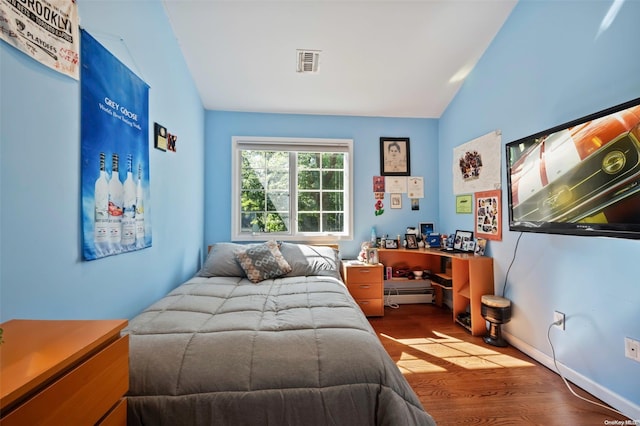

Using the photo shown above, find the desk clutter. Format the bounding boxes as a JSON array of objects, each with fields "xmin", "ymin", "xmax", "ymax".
[{"xmin": 366, "ymin": 225, "xmax": 487, "ymax": 256}]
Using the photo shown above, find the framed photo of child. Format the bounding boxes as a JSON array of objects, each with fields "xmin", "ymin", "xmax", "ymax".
[
  {"xmin": 380, "ymin": 137, "xmax": 410, "ymax": 176},
  {"xmin": 366, "ymin": 248, "xmax": 379, "ymax": 264},
  {"xmin": 405, "ymin": 234, "xmax": 418, "ymax": 249}
]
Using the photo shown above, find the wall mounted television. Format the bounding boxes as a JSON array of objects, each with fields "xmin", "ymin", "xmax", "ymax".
[{"xmin": 506, "ymin": 97, "xmax": 640, "ymax": 240}]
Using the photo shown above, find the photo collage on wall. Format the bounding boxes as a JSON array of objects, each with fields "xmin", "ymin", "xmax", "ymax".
[{"xmin": 475, "ymin": 190, "xmax": 502, "ymax": 241}]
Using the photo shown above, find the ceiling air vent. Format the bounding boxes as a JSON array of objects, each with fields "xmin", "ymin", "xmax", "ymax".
[{"xmin": 296, "ymin": 49, "xmax": 320, "ymax": 73}]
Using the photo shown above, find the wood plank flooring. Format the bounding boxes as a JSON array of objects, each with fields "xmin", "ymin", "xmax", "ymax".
[{"xmin": 368, "ymin": 303, "xmax": 631, "ymax": 426}]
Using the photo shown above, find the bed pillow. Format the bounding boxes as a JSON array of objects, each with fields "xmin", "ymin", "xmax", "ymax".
[
  {"xmin": 197, "ymin": 242, "xmax": 258, "ymax": 277},
  {"xmin": 279, "ymin": 242, "xmax": 341, "ymax": 279},
  {"xmin": 235, "ymin": 240, "xmax": 292, "ymax": 283}
]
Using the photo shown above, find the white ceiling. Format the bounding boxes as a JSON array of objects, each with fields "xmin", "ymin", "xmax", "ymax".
[{"xmin": 163, "ymin": 0, "xmax": 517, "ymax": 118}]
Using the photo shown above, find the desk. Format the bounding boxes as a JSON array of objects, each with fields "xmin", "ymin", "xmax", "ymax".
[{"xmin": 377, "ymin": 248, "xmax": 494, "ymax": 336}]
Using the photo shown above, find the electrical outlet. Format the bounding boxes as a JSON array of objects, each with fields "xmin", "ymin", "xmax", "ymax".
[
  {"xmin": 553, "ymin": 311, "xmax": 565, "ymax": 330},
  {"xmin": 624, "ymin": 337, "xmax": 640, "ymax": 362}
]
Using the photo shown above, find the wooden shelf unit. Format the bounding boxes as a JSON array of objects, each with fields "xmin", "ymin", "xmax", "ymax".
[
  {"xmin": 377, "ymin": 248, "xmax": 494, "ymax": 336},
  {"xmin": 0, "ymin": 319, "xmax": 129, "ymax": 426}
]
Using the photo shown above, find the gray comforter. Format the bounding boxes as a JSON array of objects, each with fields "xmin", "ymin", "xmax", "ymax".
[{"xmin": 124, "ymin": 275, "xmax": 435, "ymax": 425}]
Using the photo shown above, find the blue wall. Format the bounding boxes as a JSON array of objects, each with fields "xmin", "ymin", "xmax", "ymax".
[
  {"xmin": 439, "ymin": 0, "xmax": 639, "ymax": 416},
  {"xmin": 1, "ymin": 0, "xmax": 638, "ymax": 418},
  {"xmin": 205, "ymin": 111, "xmax": 439, "ymax": 257},
  {"xmin": 0, "ymin": 1, "xmax": 205, "ymax": 321}
]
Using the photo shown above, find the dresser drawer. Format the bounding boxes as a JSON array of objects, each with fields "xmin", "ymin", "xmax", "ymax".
[
  {"xmin": 346, "ymin": 280, "xmax": 383, "ymax": 299},
  {"xmin": 344, "ymin": 265, "xmax": 383, "ymax": 284},
  {"xmin": 99, "ymin": 398, "xmax": 127, "ymax": 426},
  {"xmin": 1, "ymin": 335, "xmax": 129, "ymax": 426},
  {"xmin": 355, "ymin": 298, "xmax": 384, "ymax": 317}
]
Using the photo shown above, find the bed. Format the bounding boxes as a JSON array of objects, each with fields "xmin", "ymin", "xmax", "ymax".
[{"xmin": 123, "ymin": 241, "xmax": 435, "ymax": 425}]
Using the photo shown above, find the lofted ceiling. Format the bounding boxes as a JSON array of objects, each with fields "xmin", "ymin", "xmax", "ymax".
[{"xmin": 162, "ymin": 0, "xmax": 517, "ymax": 118}]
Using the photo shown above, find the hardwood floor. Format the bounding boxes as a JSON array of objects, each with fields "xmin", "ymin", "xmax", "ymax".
[{"xmin": 368, "ymin": 303, "xmax": 630, "ymax": 426}]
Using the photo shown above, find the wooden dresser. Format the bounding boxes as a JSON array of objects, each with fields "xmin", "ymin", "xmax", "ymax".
[
  {"xmin": 0, "ymin": 319, "xmax": 129, "ymax": 426},
  {"xmin": 342, "ymin": 263, "xmax": 384, "ymax": 317}
]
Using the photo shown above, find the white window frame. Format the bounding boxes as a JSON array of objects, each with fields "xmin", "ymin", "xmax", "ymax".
[{"xmin": 231, "ymin": 136, "xmax": 354, "ymax": 242}]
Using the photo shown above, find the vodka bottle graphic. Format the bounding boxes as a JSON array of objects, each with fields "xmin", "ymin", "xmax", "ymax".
[
  {"xmin": 121, "ymin": 154, "xmax": 136, "ymax": 247},
  {"xmin": 94, "ymin": 152, "xmax": 109, "ymax": 244},
  {"xmin": 135, "ymin": 163, "xmax": 145, "ymax": 245},
  {"xmin": 108, "ymin": 153, "xmax": 124, "ymax": 244}
]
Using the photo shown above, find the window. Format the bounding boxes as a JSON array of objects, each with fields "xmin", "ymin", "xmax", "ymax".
[{"xmin": 232, "ymin": 137, "xmax": 353, "ymax": 242}]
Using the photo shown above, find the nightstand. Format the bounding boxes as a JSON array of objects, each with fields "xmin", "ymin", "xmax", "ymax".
[
  {"xmin": 0, "ymin": 319, "xmax": 129, "ymax": 425},
  {"xmin": 342, "ymin": 262, "xmax": 384, "ymax": 317}
]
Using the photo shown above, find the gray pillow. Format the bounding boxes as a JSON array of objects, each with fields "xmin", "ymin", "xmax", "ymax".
[
  {"xmin": 279, "ymin": 242, "xmax": 341, "ymax": 279},
  {"xmin": 235, "ymin": 240, "xmax": 292, "ymax": 283},
  {"xmin": 197, "ymin": 242, "xmax": 259, "ymax": 277}
]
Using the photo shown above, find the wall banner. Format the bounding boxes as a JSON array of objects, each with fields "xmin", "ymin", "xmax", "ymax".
[
  {"xmin": 0, "ymin": 0, "xmax": 79, "ymax": 79},
  {"xmin": 452, "ymin": 130, "xmax": 502, "ymax": 195},
  {"xmin": 80, "ymin": 29, "xmax": 151, "ymax": 261}
]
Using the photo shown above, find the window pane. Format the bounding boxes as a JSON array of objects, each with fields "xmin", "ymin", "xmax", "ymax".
[
  {"xmin": 268, "ymin": 171, "xmax": 289, "ymax": 190},
  {"xmin": 241, "ymin": 150, "xmax": 266, "ymax": 168},
  {"xmin": 323, "ymin": 213, "xmax": 344, "ymax": 232},
  {"xmin": 298, "ymin": 153, "xmax": 320, "ymax": 169},
  {"xmin": 267, "ymin": 151, "xmax": 288, "ymax": 169},
  {"xmin": 241, "ymin": 190, "xmax": 265, "ymax": 211},
  {"xmin": 298, "ymin": 191, "xmax": 319, "ymax": 211},
  {"xmin": 241, "ymin": 212, "xmax": 264, "ymax": 232},
  {"xmin": 322, "ymin": 170, "xmax": 343, "ymax": 190},
  {"xmin": 322, "ymin": 192, "xmax": 344, "ymax": 211},
  {"xmin": 298, "ymin": 213, "xmax": 320, "ymax": 232},
  {"xmin": 241, "ymin": 152, "xmax": 267, "ymax": 190},
  {"xmin": 240, "ymin": 149, "xmax": 290, "ymax": 234},
  {"xmin": 265, "ymin": 212, "xmax": 289, "ymax": 232},
  {"xmin": 322, "ymin": 153, "xmax": 344, "ymax": 169},
  {"xmin": 298, "ymin": 170, "xmax": 320, "ymax": 189},
  {"xmin": 267, "ymin": 192, "xmax": 289, "ymax": 211}
]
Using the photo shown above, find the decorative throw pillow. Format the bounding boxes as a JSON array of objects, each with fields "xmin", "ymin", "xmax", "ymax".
[{"xmin": 235, "ymin": 240, "xmax": 292, "ymax": 283}]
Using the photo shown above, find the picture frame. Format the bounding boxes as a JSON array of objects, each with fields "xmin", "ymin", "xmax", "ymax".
[
  {"xmin": 475, "ymin": 189, "xmax": 502, "ymax": 240},
  {"xmin": 474, "ymin": 238, "xmax": 487, "ymax": 256},
  {"xmin": 456, "ymin": 194, "xmax": 473, "ymax": 214},
  {"xmin": 384, "ymin": 239, "xmax": 398, "ymax": 249},
  {"xmin": 380, "ymin": 137, "xmax": 410, "ymax": 176},
  {"xmin": 427, "ymin": 233, "xmax": 441, "ymax": 248},
  {"xmin": 154, "ymin": 122, "xmax": 167, "ymax": 151},
  {"xmin": 462, "ymin": 239, "xmax": 476, "ymax": 253},
  {"xmin": 366, "ymin": 247, "xmax": 379, "ymax": 264},
  {"xmin": 453, "ymin": 230, "xmax": 474, "ymax": 251},
  {"xmin": 405, "ymin": 234, "xmax": 418, "ymax": 249},
  {"xmin": 167, "ymin": 132, "xmax": 177, "ymax": 152},
  {"xmin": 418, "ymin": 222, "xmax": 434, "ymax": 240},
  {"xmin": 390, "ymin": 193, "xmax": 402, "ymax": 209}
]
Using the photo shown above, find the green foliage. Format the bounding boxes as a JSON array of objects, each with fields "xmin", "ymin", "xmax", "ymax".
[{"xmin": 240, "ymin": 150, "xmax": 346, "ymax": 234}]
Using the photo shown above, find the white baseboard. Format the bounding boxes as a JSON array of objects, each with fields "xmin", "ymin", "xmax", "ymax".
[{"xmin": 503, "ymin": 331, "xmax": 640, "ymax": 420}]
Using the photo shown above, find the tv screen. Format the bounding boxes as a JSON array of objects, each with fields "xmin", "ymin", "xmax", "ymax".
[{"xmin": 506, "ymin": 97, "xmax": 640, "ymax": 240}]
